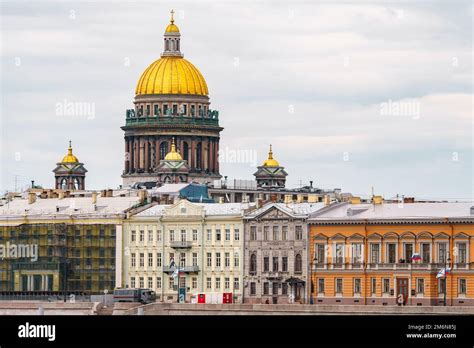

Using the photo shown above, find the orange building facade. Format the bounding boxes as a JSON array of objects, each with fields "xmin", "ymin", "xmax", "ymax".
[{"xmin": 308, "ymin": 203, "xmax": 474, "ymax": 306}]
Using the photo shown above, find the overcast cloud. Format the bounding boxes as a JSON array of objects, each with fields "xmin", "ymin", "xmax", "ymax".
[{"xmin": 0, "ymin": 0, "xmax": 472, "ymax": 199}]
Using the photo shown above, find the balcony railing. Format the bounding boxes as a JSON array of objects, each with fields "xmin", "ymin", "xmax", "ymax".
[
  {"xmin": 124, "ymin": 115, "xmax": 219, "ymax": 127},
  {"xmin": 163, "ymin": 266, "xmax": 200, "ymax": 273},
  {"xmin": 170, "ymin": 241, "xmax": 193, "ymax": 249},
  {"xmin": 312, "ymin": 262, "xmax": 473, "ymax": 271}
]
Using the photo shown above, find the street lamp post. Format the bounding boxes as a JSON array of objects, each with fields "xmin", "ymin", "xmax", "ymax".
[{"xmin": 443, "ymin": 252, "xmax": 451, "ymax": 306}]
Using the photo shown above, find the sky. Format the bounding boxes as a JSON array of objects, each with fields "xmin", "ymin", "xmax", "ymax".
[{"xmin": 0, "ymin": 0, "xmax": 472, "ymax": 200}]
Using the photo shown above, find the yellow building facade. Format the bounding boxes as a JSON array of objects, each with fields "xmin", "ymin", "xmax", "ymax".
[{"xmin": 309, "ymin": 202, "xmax": 474, "ymax": 306}]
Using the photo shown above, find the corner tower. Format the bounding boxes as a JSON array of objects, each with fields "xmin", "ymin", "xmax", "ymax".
[
  {"xmin": 254, "ymin": 145, "xmax": 288, "ymax": 189},
  {"xmin": 53, "ymin": 141, "xmax": 87, "ymax": 190},
  {"xmin": 122, "ymin": 10, "xmax": 223, "ymax": 186}
]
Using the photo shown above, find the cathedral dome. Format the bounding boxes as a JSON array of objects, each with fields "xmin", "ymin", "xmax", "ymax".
[
  {"xmin": 164, "ymin": 138, "xmax": 183, "ymax": 161},
  {"xmin": 262, "ymin": 145, "xmax": 280, "ymax": 167},
  {"xmin": 135, "ymin": 57, "xmax": 208, "ymax": 96},
  {"xmin": 61, "ymin": 141, "xmax": 79, "ymax": 163}
]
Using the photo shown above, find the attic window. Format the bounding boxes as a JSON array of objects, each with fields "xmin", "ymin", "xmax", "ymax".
[{"xmin": 181, "ymin": 207, "xmax": 186, "ymax": 214}]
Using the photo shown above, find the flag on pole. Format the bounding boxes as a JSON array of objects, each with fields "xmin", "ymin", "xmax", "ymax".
[
  {"xmin": 411, "ymin": 253, "xmax": 421, "ymax": 261},
  {"xmin": 436, "ymin": 267, "xmax": 451, "ymax": 278},
  {"xmin": 171, "ymin": 268, "xmax": 179, "ymax": 279}
]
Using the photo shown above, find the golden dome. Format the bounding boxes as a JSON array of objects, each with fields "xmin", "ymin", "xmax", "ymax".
[
  {"xmin": 164, "ymin": 138, "xmax": 183, "ymax": 161},
  {"xmin": 165, "ymin": 23, "xmax": 180, "ymax": 33},
  {"xmin": 263, "ymin": 144, "xmax": 280, "ymax": 167},
  {"xmin": 61, "ymin": 141, "xmax": 79, "ymax": 163},
  {"xmin": 135, "ymin": 57, "xmax": 208, "ymax": 96}
]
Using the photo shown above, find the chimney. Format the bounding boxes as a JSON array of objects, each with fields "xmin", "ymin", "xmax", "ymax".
[
  {"xmin": 350, "ymin": 196, "xmax": 361, "ymax": 204},
  {"xmin": 107, "ymin": 189, "xmax": 113, "ymax": 197},
  {"xmin": 284, "ymin": 195, "xmax": 292, "ymax": 205},
  {"xmin": 92, "ymin": 191, "xmax": 97, "ymax": 204},
  {"xmin": 31, "ymin": 180, "xmax": 35, "ymax": 189},
  {"xmin": 309, "ymin": 181, "xmax": 313, "ymax": 188},
  {"xmin": 138, "ymin": 190, "xmax": 147, "ymax": 204},
  {"xmin": 28, "ymin": 192, "xmax": 36, "ymax": 204},
  {"xmin": 323, "ymin": 195, "xmax": 331, "ymax": 206},
  {"xmin": 403, "ymin": 197, "xmax": 415, "ymax": 203},
  {"xmin": 296, "ymin": 194, "xmax": 303, "ymax": 203}
]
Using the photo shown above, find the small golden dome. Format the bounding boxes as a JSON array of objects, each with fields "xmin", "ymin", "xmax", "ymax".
[
  {"xmin": 61, "ymin": 141, "xmax": 79, "ymax": 163},
  {"xmin": 165, "ymin": 9, "xmax": 180, "ymax": 33},
  {"xmin": 136, "ymin": 57, "xmax": 208, "ymax": 96},
  {"xmin": 164, "ymin": 138, "xmax": 183, "ymax": 161},
  {"xmin": 263, "ymin": 144, "xmax": 280, "ymax": 167}
]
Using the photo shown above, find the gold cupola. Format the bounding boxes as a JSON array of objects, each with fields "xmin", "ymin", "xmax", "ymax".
[
  {"xmin": 164, "ymin": 138, "xmax": 183, "ymax": 161},
  {"xmin": 135, "ymin": 10, "xmax": 208, "ymax": 96},
  {"xmin": 61, "ymin": 141, "xmax": 79, "ymax": 164},
  {"xmin": 262, "ymin": 144, "xmax": 280, "ymax": 167}
]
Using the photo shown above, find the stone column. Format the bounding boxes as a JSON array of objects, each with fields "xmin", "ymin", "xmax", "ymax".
[
  {"xmin": 216, "ymin": 140, "xmax": 220, "ymax": 173},
  {"xmin": 144, "ymin": 137, "xmax": 149, "ymax": 172},
  {"xmin": 156, "ymin": 138, "xmax": 161, "ymax": 163},
  {"xmin": 203, "ymin": 138, "xmax": 209, "ymax": 171},
  {"xmin": 191, "ymin": 138, "xmax": 196, "ymax": 169},
  {"xmin": 124, "ymin": 138, "xmax": 130, "ymax": 173}
]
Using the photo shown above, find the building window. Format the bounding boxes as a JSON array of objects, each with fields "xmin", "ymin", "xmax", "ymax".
[
  {"xmin": 282, "ymin": 283, "xmax": 288, "ymax": 295},
  {"xmin": 371, "ymin": 278, "xmax": 376, "ymax": 294},
  {"xmin": 225, "ymin": 277, "xmax": 230, "ymax": 289},
  {"xmin": 131, "ymin": 230, "xmax": 136, "ymax": 242},
  {"xmin": 264, "ymin": 226, "xmax": 269, "ymax": 241},
  {"xmin": 273, "ymin": 226, "xmax": 279, "ymax": 240},
  {"xmin": 215, "ymin": 277, "xmax": 221, "ymax": 289},
  {"xmin": 156, "ymin": 277, "xmax": 161, "ymax": 289},
  {"xmin": 352, "ymin": 243, "xmax": 363, "ymax": 264},
  {"xmin": 180, "ymin": 229, "xmax": 186, "ymax": 242},
  {"xmin": 234, "ymin": 252, "xmax": 239, "ymax": 267},
  {"xmin": 206, "ymin": 229, "xmax": 212, "ymax": 241},
  {"xmin": 216, "ymin": 229, "xmax": 221, "ymax": 241},
  {"xmin": 148, "ymin": 277, "xmax": 153, "ymax": 289},
  {"xmin": 192, "ymin": 253, "xmax": 198, "ymax": 267},
  {"xmin": 131, "ymin": 253, "xmax": 136, "ymax": 268},
  {"xmin": 421, "ymin": 243, "xmax": 430, "ymax": 263},
  {"xmin": 206, "ymin": 278, "xmax": 211, "ymax": 289},
  {"xmin": 387, "ymin": 243, "xmax": 397, "ymax": 263},
  {"xmin": 139, "ymin": 253, "xmax": 144, "ymax": 267},
  {"xmin": 234, "ymin": 277, "xmax": 239, "ymax": 290},
  {"xmin": 295, "ymin": 226, "xmax": 303, "ymax": 240},
  {"xmin": 370, "ymin": 243, "xmax": 380, "ymax": 263},
  {"xmin": 169, "ymin": 230, "xmax": 174, "ymax": 242},
  {"xmin": 456, "ymin": 243, "xmax": 467, "ymax": 264},
  {"xmin": 225, "ymin": 252, "xmax": 230, "ymax": 268},
  {"xmin": 139, "ymin": 277, "xmax": 144, "ymax": 288},
  {"xmin": 207, "ymin": 253, "xmax": 212, "ymax": 267},
  {"xmin": 179, "ymin": 253, "xmax": 186, "ymax": 267},
  {"xmin": 354, "ymin": 278, "xmax": 361, "ymax": 294},
  {"xmin": 335, "ymin": 243, "xmax": 344, "ymax": 264},
  {"xmin": 156, "ymin": 230, "xmax": 162, "ymax": 242},
  {"xmin": 250, "ymin": 254, "xmax": 257, "ymax": 273},
  {"xmin": 403, "ymin": 243, "xmax": 414, "ymax": 263},
  {"xmin": 459, "ymin": 278, "xmax": 466, "ymax": 295},
  {"xmin": 234, "ymin": 228, "xmax": 240, "ymax": 241},
  {"xmin": 315, "ymin": 244, "xmax": 325, "ymax": 264},
  {"xmin": 295, "ymin": 254, "xmax": 302, "ymax": 273},
  {"xmin": 148, "ymin": 253, "xmax": 153, "ymax": 267},
  {"xmin": 335, "ymin": 278, "xmax": 343, "ymax": 294},
  {"xmin": 282, "ymin": 257, "xmax": 288, "ymax": 272},
  {"xmin": 215, "ymin": 253, "xmax": 221, "ymax": 268},
  {"xmin": 417, "ymin": 278, "xmax": 424, "ymax": 294},
  {"xmin": 383, "ymin": 278, "xmax": 390, "ymax": 294},
  {"xmin": 139, "ymin": 230, "xmax": 144, "ymax": 242},
  {"xmin": 282, "ymin": 226, "xmax": 288, "ymax": 240},
  {"xmin": 192, "ymin": 229, "xmax": 198, "ymax": 242},
  {"xmin": 263, "ymin": 256, "xmax": 269, "ymax": 272},
  {"xmin": 130, "ymin": 277, "xmax": 135, "ymax": 288},
  {"xmin": 438, "ymin": 278, "xmax": 446, "ymax": 294},
  {"xmin": 148, "ymin": 230, "xmax": 153, "ymax": 242},
  {"xmin": 250, "ymin": 282, "xmax": 256, "ymax": 295},
  {"xmin": 225, "ymin": 229, "xmax": 231, "ymax": 241},
  {"xmin": 169, "ymin": 253, "xmax": 174, "ymax": 265},
  {"xmin": 318, "ymin": 278, "xmax": 325, "ymax": 294},
  {"xmin": 263, "ymin": 282, "xmax": 269, "ymax": 295},
  {"xmin": 272, "ymin": 257, "xmax": 279, "ymax": 272},
  {"xmin": 169, "ymin": 277, "xmax": 174, "ymax": 290},
  {"xmin": 192, "ymin": 277, "xmax": 197, "ymax": 289},
  {"xmin": 250, "ymin": 226, "xmax": 257, "ymax": 241},
  {"xmin": 438, "ymin": 243, "xmax": 447, "ymax": 263},
  {"xmin": 157, "ymin": 253, "xmax": 162, "ymax": 267}
]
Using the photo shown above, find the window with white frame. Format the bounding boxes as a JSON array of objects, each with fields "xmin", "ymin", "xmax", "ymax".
[
  {"xmin": 192, "ymin": 229, "xmax": 198, "ymax": 241},
  {"xmin": 225, "ymin": 252, "xmax": 230, "ymax": 267},
  {"xmin": 131, "ymin": 230, "xmax": 136, "ymax": 242},
  {"xmin": 148, "ymin": 253, "xmax": 153, "ymax": 267},
  {"xmin": 139, "ymin": 253, "xmax": 144, "ymax": 267},
  {"xmin": 386, "ymin": 243, "xmax": 397, "ymax": 263},
  {"xmin": 215, "ymin": 277, "xmax": 221, "ymax": 289},
  {"xmin": 131, "ymin": 253, "xmax": 136, "ymax": 268},
  {"xmin": 354, "ymin": 278, "xmax": 361, "ymax": 294},
  {"xmin": 225, "ymin": 229, "xmax": 231, "ymax": 241},
  {"xmin": 438, "ymin": 242, "xmax": 447, "ymax": 263},
  {"xmin": 156, "ymin": 277, "xmax": 161, "ymax": 289},
  {"xmin": 382, "ymin": 278, "xmax": 390, "ymax": 294},
  {"xmin": 169, "ymin": 230, "xmax": 174, "ymax": 242},
  {"xmin": 139, "ymin": 277, "xmax": 144, "ymax": 288},
  {"xmin": 456, "ymin": 242, "xmax": 467, "ymax": 264},
  {"xmin": 295, "ymin": 226, "xmax": 303, "ymax": 240},
  {"xmin": 206, "ymin": 229, "xmax": 212, "ymax": 241},
  {"xmin": 334, "ymin": 243, "xmax": 344, "ymax": 264},
  {"xmin": 273, "ymin": 226, "xmax": 279, "ymax": 240},
  {"xmin": 421, "ymin": 243, "xmax": 430, "ymax": 263},
  {"xmin": 180, "ymin": 229, "xmax": 186, "ymax": 242},
  {"xmin": 282, "ymin": 226, "xmax": 288, "ymax": 241},
  {"xmin": 315, "ymin": 244, "xmax": 325, "ymax": 264},
  {"xmin": 234, "ymin": 277, "xmax": 239, "ymax": 290},
  {"xmin": 156, "ymin": 230, "xmax": 162, "ymax": 242},
  {"xmin": 139, "ymin": 230, "xmax": 144, "ymax": 242},
  {"xmin": 234, "ymin": 228, "xmax": 240, "ymax": 241},
  {"xmin": 250, "ymin": 226, "xmax": 257, "ymax": 241},
  {"xmin": 404, "ymin": 243, "xmax": 414, "ymax": 263},
  {"xmin": 264, "ymin": 226, "xmax": 269, "ymax": 241},
  {"xmin": 148, "ymin": 277, "xmax": 153, "ymax": 289},
  {"xmin": 417, "ymin": 278, "xmax": 424, "ymax": 294},
  {"xmin": 148, "ymin": 230, "xmax": 153, "ymax": 243},
  {"xmin": 318, "ymin": 278, "xmax": 325, "ymax": 294},
  {"xmin": 130, "ymin": 277, "xmax": 135, "ymax": 288},
  {"xmin": 192, "ymin": 253, "xmax": 198, "ymax": 267},
  {"xmin": 371, "ymin": 278, "xmax": 376, "ymax": 294},
  {"xmin": 225, "ymin": 277, "xmax": 230, "ymax": 289},
  {"xmin": 207, "ymin": 253, "xmax": 212, "ymax": 267},
  {"xmin": 370, "ymin": 243, "xmax": 380, "ymax": 263},
  {"xmin": 335, "ymin": 278, "xmax": 343, "ymax": 294},
  {"xmin": 216, "ymin": 229, "xmax": 221, "ymax": 241},
  {"xmin": 459, "ymin": 278, "xmax": 466, "ymax": 295},
  {"xmin": 215, "ymin": 252, "xmax": 221, "ymax": 268},
  {"xmin": 192, "ymin": 277, "xmax": 197, "ymax": 289},
  {"xmin": 206, "ymin": 277, "xmax": 211, "ymax": 289},
  {"xmin": 234, "ymin": 252, "xmax": 239, "ymax": 267},
  {"xmin": 157, "ymin": 253, "xmax": 162, "ymax": 267},
  {"xmin": 351, "ymin": 243, "xmax": 363, "ymax": 264}
]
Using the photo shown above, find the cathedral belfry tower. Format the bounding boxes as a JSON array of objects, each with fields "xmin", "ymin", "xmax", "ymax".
[
  {"xmin": 53, "ymin": 141, "xmax": 87, "ymax": 190},
  {"xmin": 121, "ymin": 11, "xmax": 223, "ymax": 186}
]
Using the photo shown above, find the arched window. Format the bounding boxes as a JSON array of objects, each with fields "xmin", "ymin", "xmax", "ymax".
[
  {"xmin": 295, "ymin": 254, "xmax": 302, "ymax": 273},
  {"xmin": 61, "ymin": 178, "xmax": 67, "ymax": 190},
  {"xmin": 250, "ymin": 254, "xmax": 257, "ymax": 273},
  {"xmin": 160, "ymin": 142, "xmax": 169, "ymax": 160},
  {"xmin": 183, "ymin": 142, "xmax": 189, "ymax": 161}
]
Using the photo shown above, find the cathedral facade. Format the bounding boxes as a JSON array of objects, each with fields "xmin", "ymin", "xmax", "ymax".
[{"xmin": 121, "ymin": 12, "xmax": 222, "ymax": 187}]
